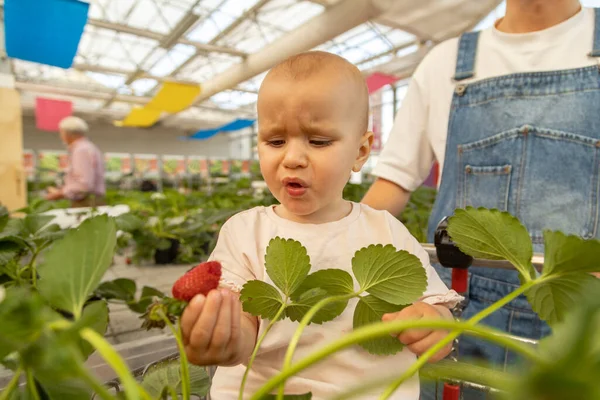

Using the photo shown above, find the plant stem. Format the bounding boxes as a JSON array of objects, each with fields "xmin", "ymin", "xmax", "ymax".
[
  {"xmin": 76, "ymin": 364, "xmax": 116, "ymax": 400},
  {"xmin": 28, "ymin": 250, "xmax": 40, "ymax": 288},
  {"xmin": 249, "ymin": 319, "xmax": 540, "ymax": 400},
  {"xmin": 276, "ymin": 293, "xmax": 356, "ymax": 400},
  {"xmin": 159, "ymin": 312, "xmax": 190, "ymax": 400},
  {"xmin": 0, "ymin": 367, "xmax": 23, "ymax": 400},
  {"xmin": 238, "ymin": 302, "xmax": 288, "ymax": 400},
  {"xmin": 377, "ymin": 279, "xmax": 540, "ymax": 400},
  {"xmin": 80, "ymin": 327, "xmax": 150, "ymax": 400},
  {"xmin": 26, "ymin": 369, "xmax": 41, "ymax": 400}
]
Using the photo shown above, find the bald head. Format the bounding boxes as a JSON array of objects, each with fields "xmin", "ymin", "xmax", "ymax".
[{"xmin": 260, "ymin": 51, "xmax": 370, "ymax": 133}]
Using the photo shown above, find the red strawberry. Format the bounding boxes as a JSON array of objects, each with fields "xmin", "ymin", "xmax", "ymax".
[
  {"xmin": 172, "ymin": 261, "xmax": 222, "ymax": 302},
  {"xmin": 126, "ymin": 257, "xmax": 132, "ymax": 265}
]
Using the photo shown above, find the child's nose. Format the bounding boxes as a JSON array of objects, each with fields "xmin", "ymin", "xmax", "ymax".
[{"xmin": 282, "ymin": 142, "xmax": 308, "ymax": 169}]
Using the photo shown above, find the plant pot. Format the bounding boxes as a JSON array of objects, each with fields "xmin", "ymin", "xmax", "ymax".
[{"xmin": 154, "ymin": 239, "xmax": 180, "ymax": 265}]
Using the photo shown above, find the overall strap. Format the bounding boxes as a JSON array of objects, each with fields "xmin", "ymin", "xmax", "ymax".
[
  {"xmin": 590, "ymin": 8, "xmax": 600, "ymax": 57},
  {"xmin": 453, "ymin": 31, "xmax": 481, "ymax": 81}
]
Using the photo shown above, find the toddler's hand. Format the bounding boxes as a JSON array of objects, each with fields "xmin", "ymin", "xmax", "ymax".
[
  {"xmin": 382, "ymin": 302, "xmax": 453, "ymax": 363},
  {"xmin": 181, "ymin": 288, "xmax": 248, "ymax": 366}
]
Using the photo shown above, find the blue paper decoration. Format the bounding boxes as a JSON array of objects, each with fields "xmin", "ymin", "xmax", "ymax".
[
  {"xmin": 187, "ymin": 118, "xmax": 256, "ymax": 140},
  {"xmin": 4, "ymin": 0, "xmax": 89, "ymax": 69}
]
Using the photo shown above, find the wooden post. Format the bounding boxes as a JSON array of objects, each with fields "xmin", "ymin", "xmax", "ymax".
[{"xmin": 0, "ymin": 87, "xmax": 26, "ymax": 211}]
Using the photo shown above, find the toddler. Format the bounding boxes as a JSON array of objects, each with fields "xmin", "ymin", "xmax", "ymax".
[{"xmin": 181, "ymin": 51, "xmax": 462, "ymax": 400}]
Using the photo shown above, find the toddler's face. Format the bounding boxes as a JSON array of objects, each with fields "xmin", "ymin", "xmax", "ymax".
[{"xmin": 257, "ymin": 72, "xmax": 371, "ymax": 223}]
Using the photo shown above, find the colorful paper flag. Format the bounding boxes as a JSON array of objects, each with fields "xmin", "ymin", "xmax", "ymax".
[
  {"xmin": 366, "ymin": 72, "xmax": 399, "ymax": 94},
  {"xmin": 187, "ymin": 119, "xmax": 256, "ymax": 140},
  {"xmin": 146, "ymin": 82, "xmax": 201, "ymax": 113},
  {"xmin": 4, "ymin": 0, "xmax": 89, "ymax": 68},
  {"xmin": 35, "ymin": 98, "xmax": 73, "ymax": 132},
  {"xmin": 115, "ymin": 107, "xmax": 162, "ymax": 128}
]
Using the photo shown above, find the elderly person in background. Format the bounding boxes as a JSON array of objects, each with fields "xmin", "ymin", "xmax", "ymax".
[{"xmin": 45, "ymin": 116, "xmax": 106, "ymax": 207}]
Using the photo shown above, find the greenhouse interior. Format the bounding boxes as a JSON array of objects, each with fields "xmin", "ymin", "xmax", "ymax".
[{"xmin": 2, "ymin": 0, "xmax": 600, "ymax": 399}]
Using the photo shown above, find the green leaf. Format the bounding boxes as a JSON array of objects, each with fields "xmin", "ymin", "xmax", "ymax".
[
  {"xmin": 115, "ymin": 213, "xmax": 145, "ymax": 232},
  {"xmin": 141, "ymin": 359, "xmax": 210, "ymax": 398},
  {"xmin": 38, "ymin": 215, "xmax": 117, "ymax": 319},
  {"xmin": 0, "ymin": 288, "xmax": 48, "ymax": 361},
  {"xmin": 542, "ymin": 231, "xmax": 600, "ymax": 275},
  {"xmin": 0, "ymin": 241, "xmax": 21, "ymax": 265},
  {"xmin": 127, "ymin": 286, "xmax": 165, "ymax": 314},
  {"xmin": 352, "ymin": 244, "xmax": 427, "ymax": 305},
  {"xmin": 33, "ymin": 223, "xmax": 67, "ymax": 245},
  {"xmin": 95, "ymin": 278, "xmax": 137, "ymax": 302},
  {"xmin": 287, "ymin": 288, "xmax": 336, "ymax": 324},
  {"xmin": 23, "ymin": 214, "xmax": 55, "ymax": 236},
  {"xmin": 447, "ymin": 207, "xmax": 536, "ymax": 280},
  {"xmin": 157, "ymin": 238, "xmax": 173, "ymax": 250},
  {"xmin": 71, "ymin": 300, "xmax": 109, "ymax": 358},
  {"xmin": 291, "ymin": 269, "xmax": 355, "ymax": 298},
  {"xmin": 0, "ymin": 206, "xmax": 8, "ymax": 231},
  {"xmin": 2, "ymin": 219, "xmax": 24, "ymax": 237},
  {"xmin": 22, "ymin": 332, "xmax": 91, "ymax": 400},
  {"xmin": 264, "ymin": 237, "xmax": 311, "ymax": 297},
  {"xmin": 240, "ymin": 280, "xmax": 285, "ymax": 320},
  {"xmin": 526, "ymin": 274, "xmax": 600, "ymax": 325},
  {"xmin": 264, "ymin": 394, "xmax": 312, "ymax": 399},
  {"xmin": 511, "ymin": 285, "xmax": 600, "ymax": 400},
  {"xmin": 353, "ymin": 295, "xmax": 407, "ymax": 355},
  {"xmin": 286, "ymin": 269, "xmax": 354, "ymax": 324}
]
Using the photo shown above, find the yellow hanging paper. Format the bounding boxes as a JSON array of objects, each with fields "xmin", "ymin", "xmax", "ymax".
[
  {"xmin": 146, "ymin": 82, "xmax": 201, "ymax": 113},
  {"xmin": 114, "ymin": 107, "xmax": 162, "ymax": 128}
]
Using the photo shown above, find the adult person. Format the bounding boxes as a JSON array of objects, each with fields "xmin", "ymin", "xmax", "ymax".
[
  {"xmin": 45, "ymin": 116, "xmax": 106, "ymax": 207},
  {"xmin": 363, "ymin": 0, "xmax": 600, "ymax": 395}
]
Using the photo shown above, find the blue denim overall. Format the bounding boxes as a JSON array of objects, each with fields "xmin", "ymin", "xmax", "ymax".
[{"xmin": 422, "ymin": 8, "xmax": 600, "ymax": 399}]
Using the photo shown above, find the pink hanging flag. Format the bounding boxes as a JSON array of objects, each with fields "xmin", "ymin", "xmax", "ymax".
[
  {"xmin": 35, "ymin": 97, "xmax": 73, "ymax": 131},
  {"xmin": 366, "ymin": 72, "xmax": 399, "ymax": 94}
]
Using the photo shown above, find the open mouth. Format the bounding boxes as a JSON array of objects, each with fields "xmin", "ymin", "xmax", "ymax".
[{"xmin": 287, "ymin": 182, "xmax": 303, "ymax": 188}]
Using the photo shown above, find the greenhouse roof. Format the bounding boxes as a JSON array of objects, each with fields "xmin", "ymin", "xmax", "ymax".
[{"xmin": 3, "ymin": 0, "xmax": 597, "ymax": 130}]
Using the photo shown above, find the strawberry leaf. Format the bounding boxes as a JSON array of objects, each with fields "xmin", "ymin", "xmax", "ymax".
[
  {"xmin": 264, "ymin": 237, "xmax": 311, "ymax": 297},
  {"xmin": 240, "ymin": 280, "xmax": 285, "ymax": 320},
  {"xmin": 38, "ymin": 215, "xmax": 117, "ymax": 319},
  {"xmin": 286, "ymin": 269, "xmax": 355, "ymax": 324},
  {"xmin": 542, "ymin": 231, "xmax": 600, "ymax": 276},
  {"xmin": 447, "ymin": 207, "xmax": 536, "ymax": 281},
  {"xmin": 286, "ymin": 288, "xmax": 347, "ymax": 324},
  {"xmin": 141, "ymin": 359, "xmax": 210, "ymax": 398},
  {"xmin": 526, "ymin": 231, "xmax": 600, "ymax": 325},
  {"xmin": 291, "ymin": 269, "xmax": 355, "ymax": 298},
  {"xmin": 353, "ymin": 295, "xmax": 407, "ymax": 355},
  {"xmin": 352, "ymin": 245, "xmax": 426, "ymax": 305},
  {"xmin": 527, "ymin": 271, "xmax": 600, "ymax": 326}
]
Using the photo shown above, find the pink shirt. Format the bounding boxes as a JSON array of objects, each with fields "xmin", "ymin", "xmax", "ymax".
[{"xmin": 62, "ymin": 137, "xmax": 105, "ymax": 200}]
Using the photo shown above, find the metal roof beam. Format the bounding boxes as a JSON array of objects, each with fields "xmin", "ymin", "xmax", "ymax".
[{"xmin": 87, "ymin": 18, "xmax": 247, "ymax": 57}]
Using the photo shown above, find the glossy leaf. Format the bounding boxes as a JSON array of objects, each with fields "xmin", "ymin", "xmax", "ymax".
[
  {"xmin": 71, "ymin": 300, "xmax": 110, "ymax": 358},
  {"xmin": 240, "ymin": 280, "xmax": 285, "ymax": 320},
  {"xmin": 141, "ymin": 359, "xmax": 210, "ymax": 398},
  {"xmin": 542, "ymin": 231, "xmax": 600, "ymax": 275},
  {"xmin": 353, "ymin": 295, "xmax": 407, "ymax": 355},
  {"xmin": 38, "ymin": 215, "xmax": 117, "ymax": 319},
  {"xmin": 448, "ymin": 207, "xmax": 536, "ymax": 280},
  {"xmin": 352, "ymin": 244, "xmax": 426, "ymax": 305},
  {"xmin": 264, "ymin": 237, "xmax": 311, "ymax": 297}
]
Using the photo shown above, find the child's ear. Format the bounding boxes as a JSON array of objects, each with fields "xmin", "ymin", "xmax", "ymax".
[{"xmin": 352, "ymin": 131, "xmax": 374, "ymax": 172}]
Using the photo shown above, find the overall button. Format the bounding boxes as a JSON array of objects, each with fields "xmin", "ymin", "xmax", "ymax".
[
  {"xmin": 521, "ymin": 126, "xmax": 530, "ymax": 135},
  {"xmin": 465, "ymin": 165, "xmax": 472, "ymax": 173},
  {"xmin": 455, "ymin": 84, "xmax": 467, "ymax": 96}
]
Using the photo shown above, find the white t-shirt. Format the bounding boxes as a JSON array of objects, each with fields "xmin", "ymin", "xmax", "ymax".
[
  {"xmin": 373, "ymin": 7, "xmax": 598, "ymax": 191},
  {"xmin": 209, "ymin": 203, "xmax": 462, "ymax": 400}
]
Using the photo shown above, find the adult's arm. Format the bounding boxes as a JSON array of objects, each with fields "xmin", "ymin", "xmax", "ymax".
[{"xmin": 362, "ymin": 178, "xmax": 412, "ymax": 216}]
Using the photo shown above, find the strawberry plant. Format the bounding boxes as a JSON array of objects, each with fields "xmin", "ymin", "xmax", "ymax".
[{"xmin": 1, "ymin": 207, "xmax": 599, "ymax": 400}]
